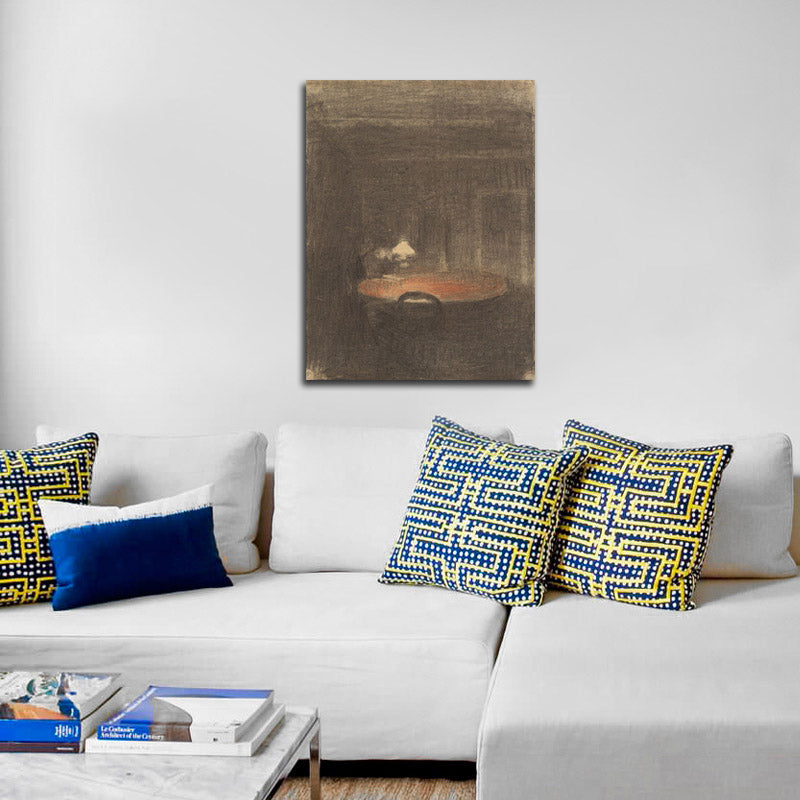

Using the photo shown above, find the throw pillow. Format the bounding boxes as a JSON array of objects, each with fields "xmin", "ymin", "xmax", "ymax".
[
  {"xmin": 550, "ymin": 420, "xmax": 734, "ymax": 611},
  {"xmin": 379, "ymin": 417, "xmax": 588, "ymax": 606},
  {"xmin": 40, "ymin": 485, "xmax": 232, "ymax": 611},
  {"xmin": 0, "ymin": 434, "xmax": 98, "ymax": 607}
]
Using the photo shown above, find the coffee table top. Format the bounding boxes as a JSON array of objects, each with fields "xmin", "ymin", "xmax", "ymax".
[{"xmin": 0, "ymin": 705, "xmax": 318, "ymax": 800}]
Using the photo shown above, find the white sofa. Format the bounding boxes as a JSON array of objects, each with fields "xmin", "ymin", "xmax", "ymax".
[{"xmin": 3, "ymin": 421, "xmax": 798, "ymax": 799}]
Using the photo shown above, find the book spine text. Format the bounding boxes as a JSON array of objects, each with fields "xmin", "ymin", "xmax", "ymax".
[{"xmin": 0, "ymin": 719, "xmax": 81, "ymax": 743}]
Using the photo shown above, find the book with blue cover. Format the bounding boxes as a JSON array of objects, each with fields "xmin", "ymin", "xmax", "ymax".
[
  {"xmin": 0, "ymin": 670, "xmax": 122, "ymax": 747},
  {"xmin": 97, "ymin": 686, "xmax": 274, "ymax": 743}
]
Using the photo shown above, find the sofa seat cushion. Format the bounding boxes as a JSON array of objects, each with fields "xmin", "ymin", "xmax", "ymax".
[
  {"xmin": 0, "ymin": 565, "xmax": 506, "ymax": 760},
  {"xmin": 478, "ymin": 576, "xmax": 800, "ymax": 800}
]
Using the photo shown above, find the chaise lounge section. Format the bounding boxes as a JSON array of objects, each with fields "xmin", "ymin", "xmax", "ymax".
[{"xmin": 478, "ymin": 574, "xmax": 800, "ymax": 800}]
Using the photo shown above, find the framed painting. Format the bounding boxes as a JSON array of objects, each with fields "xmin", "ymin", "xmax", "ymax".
[{"xmin": 305, "ymin": 80, "xmax": 534, "ymax": 381}]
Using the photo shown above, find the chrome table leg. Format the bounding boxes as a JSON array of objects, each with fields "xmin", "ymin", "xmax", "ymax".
[{"xmin": 309, "ymin": 726, "xmax": 321, "ymax": 800}]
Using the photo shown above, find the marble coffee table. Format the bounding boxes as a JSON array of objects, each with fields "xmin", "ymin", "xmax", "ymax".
[{"xmin": 0, "ymin": 705, "xmax": 320, "ymax": 800}]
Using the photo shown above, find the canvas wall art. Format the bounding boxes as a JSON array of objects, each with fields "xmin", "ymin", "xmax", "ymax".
[{"xmin": 305, "ymin": 80, "xmax": 534, "ymax": 381}]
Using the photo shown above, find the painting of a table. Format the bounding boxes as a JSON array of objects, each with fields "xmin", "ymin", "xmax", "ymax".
[{"xmin": 305, "ymin": 80, "xmax": 534, "ymax": 381}]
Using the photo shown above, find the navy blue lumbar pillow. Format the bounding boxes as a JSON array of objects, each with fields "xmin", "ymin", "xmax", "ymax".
[{"xmin": 48, "ymin": 505, "xmax": 232, "ymax": 611}]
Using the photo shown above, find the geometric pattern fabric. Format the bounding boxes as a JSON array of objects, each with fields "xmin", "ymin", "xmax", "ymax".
[
  {"xmin": 0, "ymin": 433, "xmax": 98, "ymax": 607},
  {"xmin": 548, "ymin": 420, "xmax": 733, "ymax": 611},
  {"xmin": 380, "ymin": 417, "xmax": 588, "ymax": 606}
]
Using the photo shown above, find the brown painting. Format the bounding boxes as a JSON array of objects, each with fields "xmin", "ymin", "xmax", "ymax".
[{"xmin": 305, "ymin": 80, "xmax": 535, "ymax": 381}]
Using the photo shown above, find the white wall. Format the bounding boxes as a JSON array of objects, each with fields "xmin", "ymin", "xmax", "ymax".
[{"xmin": 1, "ymin": 0, "xmax": 799, "ymax": 455}]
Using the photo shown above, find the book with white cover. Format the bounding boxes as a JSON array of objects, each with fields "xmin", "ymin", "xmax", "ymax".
[
  {"xmin": 85, "ymin": 703, "xmax": 286, "ymax": 756},
  {"xmin": 97, "ymin": 685, "xmax": 274, "ymax": 743},
  {"xmin": 152, "ymin": 695, "xmax": 270, "ymax": 743}
]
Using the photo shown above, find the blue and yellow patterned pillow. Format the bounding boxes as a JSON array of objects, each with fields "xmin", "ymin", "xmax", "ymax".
[
  {"xmin": 379, "ymin": 417, "xmax": 588, "ymax": 606},
  {"xmin": 549, "ymin": 420, "xmax": 733, "ymax": 611},
  {"xmin": 0, "ymin": 434, "xmax": 98, "ymax": 607}
]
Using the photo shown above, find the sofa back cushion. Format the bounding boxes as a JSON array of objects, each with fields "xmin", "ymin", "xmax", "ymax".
[
  {"xmin": 36, "ymin": 426, "xmax": 267, "ymax": 574},
  {"xmin": 536, "ymin": 427, "xmax": 795, "ymax": 579},
  {"xmin": 270, "ymin": 422, "xmax": 512, "ymax": 572},
  {"xmin": 662, "ymin": 433, "xmax": 796, "ymax": 578}
]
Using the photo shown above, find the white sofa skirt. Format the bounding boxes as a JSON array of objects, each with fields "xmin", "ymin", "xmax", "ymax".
[
  {"xmin": 1, "ymin": 565, "xmax": 507, "ymax": 760},
  {"xmin": 478, "ymin": 575, "xmax": 800, "ymax": 800}
]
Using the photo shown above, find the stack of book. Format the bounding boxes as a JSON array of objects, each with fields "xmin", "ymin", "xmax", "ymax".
[
  {"xmin": 0, "ymin": 670, "xmax": 123, "ymax": 752},
  {"xmin": 85, "ymin": 685, "xmax": 285, "ymax": 756}
]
